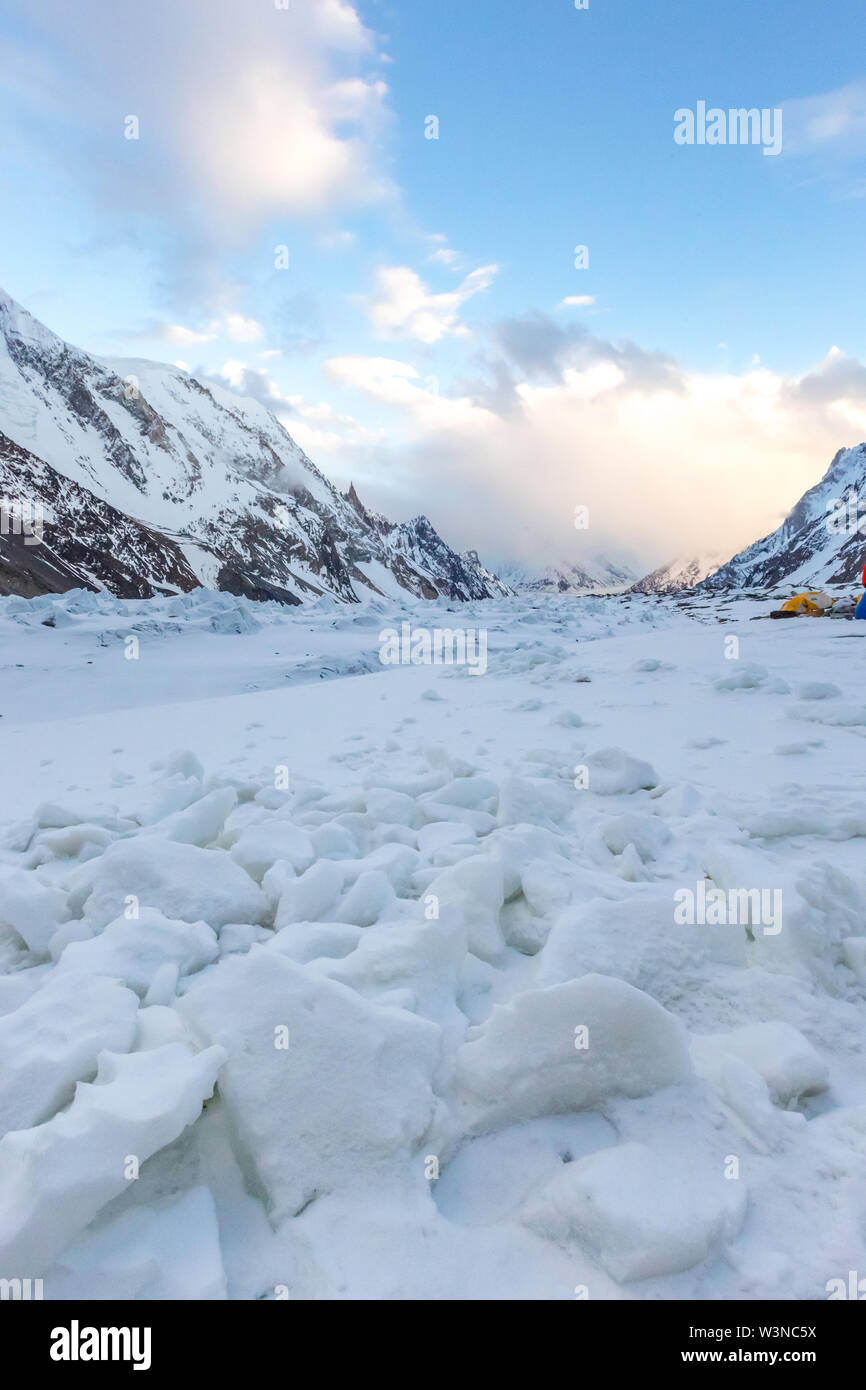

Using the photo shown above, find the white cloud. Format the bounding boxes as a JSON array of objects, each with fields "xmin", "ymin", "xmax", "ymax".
[
  {"xmin": 164, "ymin": 324, "xmax": 215, "ymax": 346},
  {"xmin": 324, "ymin": 354, "xmax": 498, "ymax": 432},
  {"xmin": 317, "ymin": 229, "xmax": 356, "ymax": 251},
  {"xmin": 222, "ymin": 313, "xmax": 263, "ymax": 343},
  {"xmin": 1, "ymin": 0, "xmax": 393, "ymax": 292},
  {"xmin": 558, "ymin": 296, "xmax": 596, "ymax": 308},
  {"xmin": 218, "ymin": 360, "xmax": 251, "ymax": 390},
  {"xmin": 339, "ymin": 336, "xmax": 866, "ymax": 571},
  {"xmin": 366, "ymin": 264, "xmax": 498, "ymax": 343},
  {"xmin": 158, "ymin": 314, "xmax": 264, "ymax": 346},
  {"xmin": 206, "ymin": 360, "xmax": 382, "ymax": 457},
  {"xmin": 425, "ymin": 236, "xmax": 462, "ymax": 268},
  {"xmin": 783, "ymin": 80, "xmax": 866, "ymax": 154},
  {"xmin": 192, "ymin": 65, "xmax": 390, "ymax": 221},
  {"xmin": 188, "ymin": 317, "xmax": 866, "ymax": 573},
  {"xmin": 429, "ymin": 248, "xmax": 460, "ymax": 267}
]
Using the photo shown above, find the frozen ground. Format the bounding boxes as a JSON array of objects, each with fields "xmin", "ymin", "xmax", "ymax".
[{"xmin": 0, "ymin": 584, "xmax": 865, "ymax": 1300}]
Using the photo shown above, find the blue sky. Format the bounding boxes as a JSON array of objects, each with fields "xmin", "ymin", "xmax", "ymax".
[{"xmin": 2, "ymin": 0, "xmax": 866, "ymax": 567}]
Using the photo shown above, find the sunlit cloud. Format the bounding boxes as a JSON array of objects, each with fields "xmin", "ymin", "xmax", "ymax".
[{"xmin": 366, "ymin": 264, "xmax": 498, "ymax": 343}]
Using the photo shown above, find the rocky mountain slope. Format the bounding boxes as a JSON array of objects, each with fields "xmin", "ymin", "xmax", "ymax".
[
  {"xmin": 0, "ymin": 290, "xmax": 509, "ymax": 604},
  {"xmin": 631, "ymin": 445, "xmax": 866, "ymax": 595},
  {"xmin": 631, "ymin": 553, "xmax": 726, "ymax": 595},
  {"xmin": 697, "ymin": 447, "xmax": 866, "ymax": 594},
  {"xmin": 699, "ymin": 445, "xmax": 866, "ymax": 592}
]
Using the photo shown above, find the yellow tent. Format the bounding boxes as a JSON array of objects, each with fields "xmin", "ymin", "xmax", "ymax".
[{"xmin": 779, "ymin": 591, "xmax": 834, "ymax": 616}]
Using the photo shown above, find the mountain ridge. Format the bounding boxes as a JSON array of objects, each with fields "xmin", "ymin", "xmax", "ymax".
[
  {"xmin": 493, "ymin": 556, "xmax": 637, "ymax": 595},
  {"xmin": 699, "ymin": 444, "xmax": 866, "ymax": 591},
  {"xmin": 630, "ymin": 445, "xmax": 866, "ymax": 595},
  {"xmin": 0, "ymin": 290, "xmax": 510, "ymax": 605}
]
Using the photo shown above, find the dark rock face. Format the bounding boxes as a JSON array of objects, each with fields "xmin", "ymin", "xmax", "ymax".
[
  {"xmin": 0, "ymin": 433, "xmax": 199, "ymax": 599},
  {"xmin": 0, "ymin": 289, "xmax": 510, "ymax": 606},
  {"xmin": 215, "ymin": 566, "xmax": 303, "ymax": 607}
]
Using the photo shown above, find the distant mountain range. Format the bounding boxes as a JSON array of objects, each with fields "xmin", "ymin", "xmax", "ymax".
[
  {"xmin": 494, "ymin": 556, "xmax": 637, "ymax": 595},
  {"xmin": 0, "ymin": 290, "xmax": 510, "ymax": 604},
  {"xmin": 630, "ymin": 553, "xmax": 726, "ymax": 595}
]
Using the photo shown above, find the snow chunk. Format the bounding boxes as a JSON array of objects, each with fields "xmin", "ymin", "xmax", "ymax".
[
  {"xmin": 79, "ymin": 838, "xmax": 267, "ymax": 929},
  {"xmin": 434, "ymin": 1113, "xmax": 618, "ymax": 1226},
  {"xmin": 0, "ymin": 972, "xmax": 139, "ymax": 1136},
  {"xmin": 30, "ymin": 823, "xmax": 113, "ymax": 865},
  {"xmin": 521, "ymin": 1141, "xmax": 746, "ymax": 1281},
  {"xmin": 633, "ymin": 658, "xmax": 675, "ymax": 673},
  {"xmin": 497, "ymin": 775, "xmax": 573, "ymax": 827},
  {"xmin": 143, "ymin": 787, "xmax": 237, "ymax": 847},
  {"xmin": 334, "ymin": 870, "xmax": 396, "ymax": 927},
  {"xmin": 48, "ymin": 1186, "xmax": 227, "ymax": 1300},
  {"xmin": 455, "ymin": 974, "xmax": 692, "ymax": 1127},
  {"xmin": 178, "ymin": 951, "xmax": 439, "ymax": 1221},
  {"xmin": 0, "ymin": 1042, "xmax": 225, "ymax": 1272},
  {"xmin": 364, "ymin": 788, "xmax": 422, "ymax": 828},
  {"xmin": 308, "ymin": 823, "xmax": 358, "ymax": 859},
  {"xmin": 692, "ymin": 1022, "xmax": 829, "ymax": 1106},
  {"xmin": 164, "ymin": 750, "xmax": 205, "ymax": 781},
  {"xmin": 428, "ymin": 856, "xmax": 506, "ymax": 963},
  {"xmin": 0, "ymin": 866, "xmax": 68, "ymax": 955},
  {"xmin": 842, "ymin": 937, "xmax": 866, "ymax": 982},
  {"xmin": 143, "ymin": 962, "xmax": 181, "ymax": 1004},
  {"xmin": 601, "ymin": 813, "xmax": 671, "ymax": 862},
  {"xmin": 271, "ymin": 921, "xmax": 362, "ymax": 964},
  {"xmin": 134, "ymin": 775, "xmax": 204, "ymax": 827},
  {"xmin": 788, "ymin": 702, "xmax": 866, "ymax": 727},
  {"xmin": 230, "ymin": 821, "xmax": 314, "ymax": 882},
  {"xmin": 56, "ymin": 907, "xmax": 219, "ymax": 996},
  {"xmin": 273, "ymin": 860, "xmax": 345, "ymax": 928},
  {"xmin": 585, "ymin": 747, "xmax": 658, "ymax": 796},
  {"xmin": 133, "ymin": 1004, "xmax": 191, "ymax": 1050},
  {"xmin": 797, "ymin": 682, "xmax": 841, "ymax": 701},
  {"xmin": 416, "ymin": 822, "xmax": 475, "ymax": 856},
  {"xmin": 431, "ymin": 776, "xmax": 499, "ymax": 811},
  {"xmin": 713, "ymin": 663, "xmax": 768, "ymax": 693},
  {"xmin": 552, "ymin": 709, "xmax": 583, "ymax": 728},
  {"xmin": 0, "ymin": 970, "xmax": 49, "ymax": 1018}
]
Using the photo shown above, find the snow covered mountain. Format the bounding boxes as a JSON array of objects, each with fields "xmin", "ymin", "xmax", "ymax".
[
  {"xmin": 631, "ymin": 553, "xmax": 726, "ymax": 595},
  {"xmin": 700, "ymin": 444, "xmax": 866, "ymax": 592},
  {"xmin": 0, "ymin": 290, "xmax": 509, "ymax": 604},
  {"xmin": 494, "ymin": 555, "xmax": 636, "ymax": 595}
]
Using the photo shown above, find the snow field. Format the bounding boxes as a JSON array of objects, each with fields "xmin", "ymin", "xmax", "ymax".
[{"xmin": 0, "ymin": 587, "xmax": 865, "ymax": 1298}]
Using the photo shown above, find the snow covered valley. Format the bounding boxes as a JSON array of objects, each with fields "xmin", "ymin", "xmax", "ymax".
[{"xmin": 1, "ymin": 585, "xmax": 865, "ymax": 1301}]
